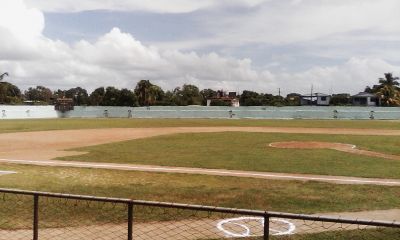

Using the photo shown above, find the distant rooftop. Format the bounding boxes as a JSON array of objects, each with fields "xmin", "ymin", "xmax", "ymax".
[
  {"xmin": 352, "ymin": 92, "xmax": 376, "ymax": 97},
  {"xmin": 301, "ymin": 93, "xmax": 330, "ymax": 97}
]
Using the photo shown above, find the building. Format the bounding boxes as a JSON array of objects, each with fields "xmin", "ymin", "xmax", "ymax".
[
  {"xmin": 206, "ymin": 90, "xmax": 240, "ymax": 107},
  {"xmin": 351, "ymin": 92, "xmax": 378, "ymax": 106},
  {"xmin": 300, "ymin": 93, "xmax": 331, "ymax": 106}
]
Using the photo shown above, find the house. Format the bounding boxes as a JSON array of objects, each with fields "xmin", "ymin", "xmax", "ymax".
[
  {"xmin": 300, "ymin": 93, "xmax": 331, "ymax": 106},
  {"xmin": 351, "ymin": 92, "xmax": 378, "ymax": 106}
]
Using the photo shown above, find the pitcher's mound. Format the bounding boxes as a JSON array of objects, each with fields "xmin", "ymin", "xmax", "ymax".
[{"xmin": 269, "ymin": 141, "xmax": 356, "ymax": 150}]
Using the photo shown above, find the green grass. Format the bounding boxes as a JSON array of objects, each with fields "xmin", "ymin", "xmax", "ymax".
[
  {"xmin": 0, "ymin": 164, "xmax": 400, "ymax": 214},
  {"xmin": 59, "ymin": 132, "xmax": 400, "ymax": 179},
  {"xmin": 1, "ymin": 118, "xmax": 400, "ymax": 134},
  {"xmin": 1, "ymin": 163, "xmax": 400, "ymax": 229}
]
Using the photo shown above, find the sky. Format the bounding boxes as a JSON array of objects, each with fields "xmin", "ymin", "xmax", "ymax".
[{"xmin": 1, "ymin": 0, "xmax": 400, "ymax": 95}]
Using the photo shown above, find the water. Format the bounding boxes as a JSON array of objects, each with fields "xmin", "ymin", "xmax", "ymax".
[{"xmin": 0, "ymin": 105, "xmax": 400, "ymax": 120}]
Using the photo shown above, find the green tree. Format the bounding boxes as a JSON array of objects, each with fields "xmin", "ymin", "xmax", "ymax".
[
  {"xmin": 200, "ymin": 89, "xmax": 217, "ymax": 105},
  {"xmin": 366, "ymin": 73, "xmax": 400, "ymax": 106},
  {"xmin": 24, "ymin": 86, "xmax": 53, "ymax": 104},
  {"xmin": 134, "ymin": 80, "xmax": 152, "ymax": 106},
  {"xmin": 134, "ymin": 80, "xmax": 164, "ymax": 106},
  {"xmin": 102, "ymin": 87, "xmax": 121, "ymax": 106},
  {"xmin": 158, "ymin": 90, "xmax": 176, "ymax": 106},
  {"xmin": 240, "ymin": 90, "xmax": 261, "ymax": 106},
  {"xmin": 0, "ymin": 82, "xmax": 22, "ymax": 104},
  {"xmin": 147, "ymin": 85, "xmax": 164, "ymax": 105},
  {"xmin": 377, "ymin": 85, "xmax": 400, "ymax": 106},
  {"xmin": 330, "ymin": 94, "xmax": 351, "ymax": 106},
  {"xmin": 89, "ymin": 87, "xmax": 105, "ymax": 106},
  {"xmin": 65, "ymin": 87, "xmax": 89, "ymax": 106},
  {"xmin": 379, "ymin": 73, "xmax": 400, "ymax": 88},
  {"xmin": 118, "ymin": 88, "xmax": 137, "ymax": 106},
  {"xmin": 174, "ymin": 84, "xmax": 202, "ymax": 106}
]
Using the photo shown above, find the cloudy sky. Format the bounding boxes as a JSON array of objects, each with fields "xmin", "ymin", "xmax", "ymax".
[{"xmin": 1, "ymin": 0, "xmax": 400, "ymax": 95}]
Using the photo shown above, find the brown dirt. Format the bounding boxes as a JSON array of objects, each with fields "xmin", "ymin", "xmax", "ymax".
[
  {"xmin": 270, "ymin": 141, "xmax": 400, "ymax": 160},
  {"xmin": 0, "ymin": 209, "xmax": 399, "ymax": 239}
]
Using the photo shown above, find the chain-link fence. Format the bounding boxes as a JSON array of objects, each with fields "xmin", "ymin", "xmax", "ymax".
[{"xmin": 0, "ymin": 188, "xmax": 399, "ymax": 239}]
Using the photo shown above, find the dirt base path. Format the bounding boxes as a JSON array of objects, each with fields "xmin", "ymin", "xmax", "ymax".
[{"xmin": 1, "ymin": 158, "xmax": 400, "ymax": 186}]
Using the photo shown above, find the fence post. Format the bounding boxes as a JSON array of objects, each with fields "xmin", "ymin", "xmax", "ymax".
[
  {"xmin": 264, "ymin": 213, "xmax": 269, "ymax": 240},
  {"xmin": 33, "ymin": 195, "xmax": 39, "ymax": 240},
  {"xmin": 128, "ymin": 203, "xmax": 133, "ymax": 240}
]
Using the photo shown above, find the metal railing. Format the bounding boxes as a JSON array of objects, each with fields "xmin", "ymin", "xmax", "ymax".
[{"xmin": 0, "ymin": 188, "xmax": 399, "ymax": 239}]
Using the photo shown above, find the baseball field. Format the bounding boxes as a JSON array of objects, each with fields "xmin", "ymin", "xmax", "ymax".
[{"xmin": 0, "ymin": 118, "xmax": 399, "ymax": 239}]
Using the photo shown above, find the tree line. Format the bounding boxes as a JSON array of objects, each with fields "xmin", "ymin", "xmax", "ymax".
[{"xmin": 0, "ymin": 73, "xmax": 399, "ymax": 107}]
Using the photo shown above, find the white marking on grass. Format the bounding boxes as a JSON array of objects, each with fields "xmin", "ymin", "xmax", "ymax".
[
  {"xmin": 0, "ymin": 170, "xmax": 16, "ymax": 175},
  {"xmin": 0, "ymin": 158, "xmax": 400, "ymax": 186},
  {"xmin": 217, "ymin": 217, "xmax": 296, "ymax": 237}
]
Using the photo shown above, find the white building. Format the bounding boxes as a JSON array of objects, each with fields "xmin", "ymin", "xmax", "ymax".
[
  {"xmin": 352, "ymin": 92, "xmax": 378, "ymax": 106},
  {"xmin": 300, "ymin": 93, "xmax": 331, "ymax": 106}
]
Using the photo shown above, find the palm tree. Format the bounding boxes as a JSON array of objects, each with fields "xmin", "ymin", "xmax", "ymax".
[
  {"xmin": 377, "ymin": 73, "xmax": 400, "ymax": 106},
  {"xmin": 377, "ymin": 85, "xmax": 400, "ymax": 106},
  {"xmin": 134, "ymin": 80, "xmax": 153, "ymax": 106},
  {"xmin": 0, "ymin": 72, "xmax": 8, "ymax": 81},
  {"xmin": 379, "ymin": 73, "xmax": 400, "ymax": 88},
  {"xmin": 147, "ymin": 85, "xmax": 163, "ymax": 105}
]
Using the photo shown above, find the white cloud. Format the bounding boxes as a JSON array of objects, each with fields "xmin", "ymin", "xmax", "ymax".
[
  {"xmin": 24, "ymin": 0, "xmax": 265, "ymax": 13},
  {"xmin": 1, "ymin": 0, "xmax": 399, "ymax": 96},
  {"xmin": 195, "ymin": 0, "xmax": 400, "ymax": 47}
]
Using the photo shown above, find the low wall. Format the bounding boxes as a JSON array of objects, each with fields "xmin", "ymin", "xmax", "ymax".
[{"xmin": 1, "ymin": 105, "xmax": 400, "ymax": 120}]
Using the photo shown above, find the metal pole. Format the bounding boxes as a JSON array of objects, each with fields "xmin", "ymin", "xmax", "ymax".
[
  {"xmin": 264, "ymin": 213, "xmax": 270, "ymax": 240},
  {"xmin": 33, "ymin": 195, "xmax": 39, "ymax": 240},
  {"xmin": 128, "ymin": 203, "xmax": 133, "ymax": 240}
]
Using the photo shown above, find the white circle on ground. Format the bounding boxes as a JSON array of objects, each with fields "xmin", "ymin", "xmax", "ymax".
[{"xmin": 217, "ymin": 216, "xmax": 296, "ymax": 238}]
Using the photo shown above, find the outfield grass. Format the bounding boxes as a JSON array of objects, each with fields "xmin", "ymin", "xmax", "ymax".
[
  {"xmin": 59, "ymin": 132, "xmax": 400, "ymax": 179},
  {"xmin": 0, "ymin": 164, "xmax": 400, "ymax": 214},
  {"xmin": 1, "ymin": 118, "xmax": 400, "ymax": 133}
]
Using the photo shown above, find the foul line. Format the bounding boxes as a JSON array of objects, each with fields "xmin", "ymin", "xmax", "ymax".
[{"xmin": 0, "ymin": 158, "xmax": 400, "ymax": 186}]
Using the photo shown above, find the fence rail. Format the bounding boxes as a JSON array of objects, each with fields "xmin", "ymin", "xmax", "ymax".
[{"xmin": 0, "ymin": 188, "xmax": 399, "ymax": 239}]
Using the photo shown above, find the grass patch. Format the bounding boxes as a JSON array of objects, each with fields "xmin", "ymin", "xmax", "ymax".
[
  {"xmin": 0, "ymin": 164, "xmax": 400, "ymax": 214},
  {"xmin": 1, "ymin": 118, "xmax": 400, "ymax": 133},
  {"xmin": 60, "ymin": 132, "xmax": 400, "ymax": 179}
]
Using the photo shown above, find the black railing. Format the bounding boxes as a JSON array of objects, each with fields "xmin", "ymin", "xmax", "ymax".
[{"xmin": 0, "ymin": 188, "xmax": 399, "ymax": 239}]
